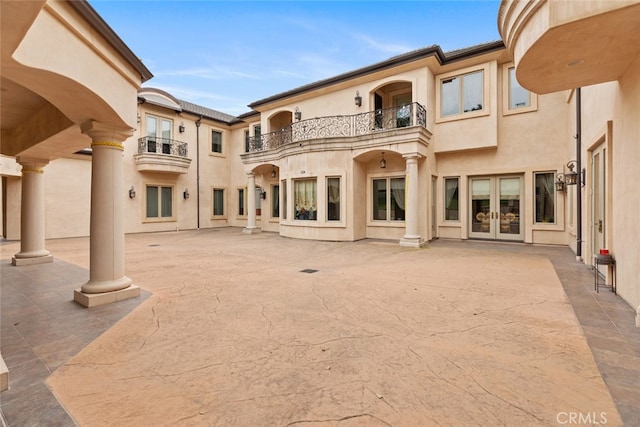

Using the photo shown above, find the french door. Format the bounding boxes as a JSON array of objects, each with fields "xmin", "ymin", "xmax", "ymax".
[{"xmin": 469, "ymin": 176, "xmax": 523, "ymax": 241}]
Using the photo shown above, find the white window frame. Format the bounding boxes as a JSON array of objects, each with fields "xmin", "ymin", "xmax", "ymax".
[
  {"xmin": 293, "ymin": 178, "xmax": 317, "ymax": 221},
  {"xmin": 444, "ymin": 177, "xmax": 460, "ymax": 222},
  {"xmin": 502, "ymin": 63, "xmax": 537, "ymax": 115},
  {"xmin": 369, "ymin": 175, "xmax": 406, "ymax": 223},
  {"xmin": 144, "ymin": 184, "xmax": 175, "ymax": 222},
  {"xmin": 212, "ymin": 187, "xmax": 226, "ymax": 218},
  {"xmin": 534, "ymin": 172, "xmax": 556, "ymax": 224},
  {"xmin": 211, "ymin": 129, "xmax": 223, "ymax": 155},
  {"xmin": 436, "ymin": 64, "xmax": 491, "ymax": 123},
  {"xmin": 326, "ymin": 176, "xmax": 342, "ymax": 222}
]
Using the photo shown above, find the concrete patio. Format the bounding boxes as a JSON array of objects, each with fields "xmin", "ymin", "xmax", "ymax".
[{"xmin": 1, "ymin": 228, "xmax": 639, "ymax": 426}]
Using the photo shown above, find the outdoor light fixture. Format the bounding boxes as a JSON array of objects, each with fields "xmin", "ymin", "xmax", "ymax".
[
  {"xmin": 183, "ymin": 188, "xmax": 189, "ymax": 199},
  {"xmin": 294, "ymin": 107, "xmax": 302, "ymax": 121},
  {"xmin": 354, "ymin": 90, "xmax": 362, "ymax": 107},
  {"xmin": 129, "ymin": 186, "xmax": 136, "ymax": 199},
  {"xmin": 179, "ymin": 122, "xmax": 185, "ymax": 133},
  {"xmin": 260, "ymin": 190, "xmax": 267, "ymax": 200},
  {"xmin": 271, "ymin": 166, "xmax": 276, "ymax": 179},
  {"xmin": 380, "ymin": 152, "xmax": 386, "ymax": 169},
  {"xmin": 555, "ymin": 174, "xmax": 566, "ymax": 192},
  {"xmin": 565, "ymin": 160, "xmax": 579, "ymax": 186}
]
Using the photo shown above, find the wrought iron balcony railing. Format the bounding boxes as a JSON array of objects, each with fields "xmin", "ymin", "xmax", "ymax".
[
  {"xmin": 138, "ymin": 137, "xmax": 188, "ymax": 157},
  {"xmin": 248, "ymin": 102, "xmax": 427, "ymax": 153}
]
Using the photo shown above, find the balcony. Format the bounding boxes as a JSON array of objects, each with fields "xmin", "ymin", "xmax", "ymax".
[
  {"xmin": 247, "ymin": 103, "xmax": 427, "ymax": 153},
  {"xmin": 134, "ymin": 137, "xmax": 191, "ymax": 174},
  {"xmin": 499, "ymin": 0, "xmax": 640, "ymax": 93}
]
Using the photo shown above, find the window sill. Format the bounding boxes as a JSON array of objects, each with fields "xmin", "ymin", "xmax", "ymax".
[
  {"xmin": 436, "ymin": 109, "xmax": 489, "ymax": 124},
  {"xmin": 143, "ymin": 218, "xmax": 176, "ymax": 223}
]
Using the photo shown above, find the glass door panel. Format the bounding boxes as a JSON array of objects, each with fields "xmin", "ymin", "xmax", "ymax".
[
  {"xmin": 469, "ymin": 176, "xmax": 523, "ymax": 241},
  {"xmin": 497, "ymin": 177, "xmax": 521, "ymax": 240},
  {"xmin": 470, "ymin": 178, "xmax": 492, "ymax": 237}
]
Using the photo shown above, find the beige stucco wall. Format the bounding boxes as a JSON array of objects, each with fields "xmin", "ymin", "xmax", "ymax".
[
  {"xmin": 44, "ymin": 157, "xmax": 91, "ymax": 239},
  {"xmin": 611, "ymin": 56, "xmax": 640, "ymax": 312}
]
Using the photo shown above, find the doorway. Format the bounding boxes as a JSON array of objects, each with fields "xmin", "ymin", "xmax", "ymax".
[
  {"xmin": 469, "ymin": 176, "xmax": 523, "ymax": 241},
  {"xmin": 592, "ymin": 143, "xmax": 607, "ymax": 266}
]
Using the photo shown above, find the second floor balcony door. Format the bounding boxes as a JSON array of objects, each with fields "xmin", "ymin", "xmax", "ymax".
[{"xmin": 146, "ymin": 116, "xmax": 172, "ymax": 154}]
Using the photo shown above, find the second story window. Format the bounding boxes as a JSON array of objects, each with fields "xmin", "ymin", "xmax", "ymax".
[
  {"xmin": 441, "ymin": 70, "xmax": 484, "ymax": 117},
  {"xmin": 211, "ymin": 130, "xmax": 222, "ymax": 154},
  {"xmin": 508, "ymin": 67, "xmax": 530, "ymax": 109}
]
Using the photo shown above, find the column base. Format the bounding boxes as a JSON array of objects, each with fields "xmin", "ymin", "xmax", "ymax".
[
  {"xmin": 0, "ymin": 352, "xmax": 8, "ymax": 392},
  {"xmin": 11, "ymin": 254, "xmax": 53, "ymax": 266},
  {"xmin": 243, "ymin": 227, "xmax": 261, "ymax": 235},
  {"xmin": 74, "ymin": 284, "xmax": 140, "ymax": 308},
  {"xmin": 399, "ymin": 236, "xmax": 425, "ymax": 248}
]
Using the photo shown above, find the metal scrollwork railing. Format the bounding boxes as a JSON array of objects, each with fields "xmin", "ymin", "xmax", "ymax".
[
  {"xmin": 247, "ymin": 102, "xmax": 427, "ymax": 153},
  {"xmin": 138, "ymin": 137, "xmax": 188, "ymax": 157}
]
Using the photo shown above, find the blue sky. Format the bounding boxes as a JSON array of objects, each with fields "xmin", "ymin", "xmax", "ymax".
[{"xmin": 91, "ymin": 1, "xmax": 501, "ymax": 115}]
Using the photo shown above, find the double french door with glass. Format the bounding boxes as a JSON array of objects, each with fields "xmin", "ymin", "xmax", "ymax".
[{"xmin": 469, "ymin": 176, "xmax": 523, "ymax": 241}]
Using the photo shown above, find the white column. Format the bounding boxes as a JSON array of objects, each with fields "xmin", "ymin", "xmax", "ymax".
[
  {"xmin": 400, "ymin": 154, "xmax": 424, "ymax": 248},
  {"xmin": 243, "ymin": 173, "xmax": 260, "ymax": 234},
  {"xmin": 12, "ymin": 158, "xmax": 53, "ymax": 266},
  {"xmin": 74, "ymin": 121, "xmax": 139, "ymax": 307}
]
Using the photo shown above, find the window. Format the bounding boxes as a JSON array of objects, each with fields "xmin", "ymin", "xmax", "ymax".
[
  {"xmin": 444, "ymin": 178, "xmax": 459, "ymax": 221},
  {"xmin": 213, "ymin": 188, "xmax": 224, "ymax": 216},
  {"xmin": 372, "ymin": 177, "xmax": 405, "ymax": 221},
  {"xmin": 441, "ymin": 70, "xmax": 484, "ymax": 117},
  {"xmin": 211, "ymin": 130, "xmax": 222, "ymax": 153},
  {"xmin": 294, "ymin": 179, "xmax": 317, "ymax": 220},
  {"xmin": 238, "ymin": 188, "xmax": 245, "ymax": 216},
  {"xmin": 508, "ymin": 67, "xmax": 530, "ymax": 109},
  {"xmin": 146, "ymin": 185, "xmax": 172, "ymax": 219},
  {"xmin": 271, "ymin": 185, "xmax": 279, "ymax": 218},
  {"xmin": 327, "ymin": 177, "xmax": 340, "ymax": 221},
  {"xmin": 146, "ymin": 115, "xmax": 172, "ymax": 154},
  {"xmin": 282, "ymin": 179, "xmax": 287, "ymax": 220},
  {"xmin": 244, "ymin": 130, "xmax": 250, "ymax": 153},
  {"xmin": 535, "ymin": 172, "xmax": 555, "ymax": 223}
]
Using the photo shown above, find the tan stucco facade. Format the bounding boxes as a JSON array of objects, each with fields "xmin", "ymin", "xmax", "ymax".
[{"xmin": 2, "ymin": 0, "xmax": 639, "ymax": 325}]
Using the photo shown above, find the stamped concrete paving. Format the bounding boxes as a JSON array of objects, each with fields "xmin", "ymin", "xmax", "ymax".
[{"xmin": 14, "ymin": 228, "xmax": 620, "ymax": 426}]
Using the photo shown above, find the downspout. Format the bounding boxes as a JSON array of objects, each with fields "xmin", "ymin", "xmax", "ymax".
[
  {"xmin": 576, "ymin": 88, "xmax": 582, "ymax": 261},
  {"xmin": 195, "ymin": 117, "xmax": 202, "ymax": 229}
]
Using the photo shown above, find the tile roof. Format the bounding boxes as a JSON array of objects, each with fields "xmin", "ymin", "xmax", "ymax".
[{"xmin": 177, "ymin": 100, "xmax": 239, "ymax": 124}]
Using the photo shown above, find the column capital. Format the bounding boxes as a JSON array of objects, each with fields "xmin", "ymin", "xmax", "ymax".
[
  {"xmin": 16, "ymin": 157, "xmax": 49, "ymax": 171},
  {"xmin": 81, "ymin": 121, "xmax": 134, "ymax": 143},
  {"xmin": 402, "ymin": 153, "xmax": 422, "ymax": 161}
]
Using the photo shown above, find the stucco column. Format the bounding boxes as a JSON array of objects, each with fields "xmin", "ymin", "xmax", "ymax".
[
  {"xmin": 12, "ymin": 157, "xmax": 53, "ymax": 266},
  {"xmin": 243, "ymin": 173, "xmax": 260, "ymax": 234},
  {"xmin": 400, "ymin": 154, "xmax": 424, "ymax": 248},
  {"xmin": 74, "ymin": 121, "xmax": 139, "ymax": 307}
]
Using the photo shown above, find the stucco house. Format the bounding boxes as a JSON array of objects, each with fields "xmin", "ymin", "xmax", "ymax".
[{"xmin": 1, "ymin": 0, "xmax": 639, "ymax": 328}]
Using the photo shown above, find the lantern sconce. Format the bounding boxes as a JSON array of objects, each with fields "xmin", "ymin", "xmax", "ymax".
[
  {"xmin": 556, "ymin": 160, "xmax": 585, "ymax": 192},
  {"xmin": 129, "ymin": 186, "xmax": 136, "ymax": 199},
  {"xmin": 555, "ymin": 174, "xmax": 566, "ymax": 192},
  {"xmin": 294, "ymin": 107, "xmax": 302, "ymax": 121},
  {"xmin": 271, "ymin": 166, "xmax": 276, "ymax": 179},
  {"xmin": 183, "ymin": 188, "xmax": 190, "ymax": 199},
  {"xmin": 179, "ymin": 122, "xmax": 185, "ymax": 133},
  {"xmin": 380, "ymin": 152, "xmax": 386, "ymax": 169},
  {"xmin": 260, "ymin": 190, "xmax": 267, "ymax": 200},
  {"xmin": 354, "ymin": 90, "xmax": 362, "ymax": 107}
]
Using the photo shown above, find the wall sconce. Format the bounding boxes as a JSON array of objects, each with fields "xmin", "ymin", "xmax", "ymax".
[
  {"xmin": 271, "ymin": 166, "xmax": 276, "ymax": 179},
  {"xmin": 294, "ymin": 107, "xmax": 302, "ymax": 121},
  {"xmin": 260, "ymin": 190, "xmax": 267, "ymax": 200},
  {"xmin": 555, "ymin": 174, "xmax": 566, "ymax": 192},
  {"xmin": 129, "ymin": 186, "xmax": 136, "ymax": 199},
  {"xmin": 183, "ymin": 188, "xmax": 189, "ymax": 199},
  {"xmin": 354, "ymin": 90, "xmax": 362, "ymax": 107},
  {"xmin": 179, "ymin": 122, "xmax": 185, "ymax": 133},
  {"xmin": 565, "ymin": 161, "xmax": 578, "ymax": 186},
  {"xmin": 380, "ymin": 152, "xmax": 386, "ymax": 169}
]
